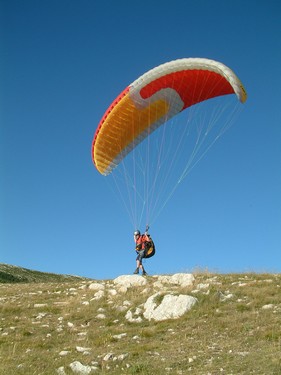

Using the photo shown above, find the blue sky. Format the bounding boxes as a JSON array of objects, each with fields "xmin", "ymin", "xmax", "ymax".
[{"xmin": 1, "ymin": 0, "xmax": 280, "ymax": 279}]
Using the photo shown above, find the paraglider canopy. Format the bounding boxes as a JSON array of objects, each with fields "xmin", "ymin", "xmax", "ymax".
[{"xmin": 92, "ymin": 58, "xmax": 247, "ymax": 176}]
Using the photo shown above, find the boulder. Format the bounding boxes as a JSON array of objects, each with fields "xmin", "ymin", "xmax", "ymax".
[
  {"xmin": 113, "ymin": 275, "xmax": 147, "ymax": 288},
  {"xmin": 143, "ymin": 292, "xmax": 197, "ymax": 321}
]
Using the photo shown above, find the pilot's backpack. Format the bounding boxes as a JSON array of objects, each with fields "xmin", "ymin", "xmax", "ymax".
[{"xmin": 144, "ymin": 240, "xmax": 156, "ymax": 259}]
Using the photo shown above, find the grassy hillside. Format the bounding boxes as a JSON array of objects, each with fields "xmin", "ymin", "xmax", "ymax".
[
  {"xmin": 0, "ymin": 263, "xmax": 89, "ymax": 283},
  {"xmin": 0, "ymin": 269, "xmax": 280, "ymax": 374}
]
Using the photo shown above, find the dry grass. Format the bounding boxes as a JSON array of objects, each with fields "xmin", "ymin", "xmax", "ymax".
[{"xmin": 0, "ymin": 273, "xmax": 281, "ymax": 374}]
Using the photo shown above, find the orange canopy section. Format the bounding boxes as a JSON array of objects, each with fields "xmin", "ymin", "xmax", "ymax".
[{"xmin": 92, "ymin": 58, "xmax": 247, "ymax": 175}]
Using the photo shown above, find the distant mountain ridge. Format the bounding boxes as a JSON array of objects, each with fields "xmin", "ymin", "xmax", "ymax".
[{"xmin": 0, "ymin": 263, "xmax": 90, "ymax": 283}]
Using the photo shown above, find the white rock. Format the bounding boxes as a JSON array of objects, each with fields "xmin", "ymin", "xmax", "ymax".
[
  {"xmin": 59, "ymin": 350, "xmax": 70, "ymax": 356},
  {"xmin": 103, "ymin": 353, "xmax": 114, "ymax": 361},
  {"xmin": 223, "ymin": 293, "xmax": 234, "ymax": 301},
  {"xmin": 170, "ymin": 273, "xmax": 195, "ymax": 287},
  {"xmin": 76, "ymin": 346, "xmax": 91, "ymax": 353},
  {"xmin": 125, "ymin": 310, "xmax": 143, "ymax": 323},
  {"xmin": 118, "ymin": 353, "xmax": 129, "ymax": 361},
  {"xmin": 113, "ymin": 275, "xmax": 147, "ymax": 288},
  {"xmin": 69, "ymin": 361, "xmax": 92, "ymax": 374},
  {"xmin": 91, "ymin": 290, "xmax": 105, "ymax": 300},
  {"xmin": 153, "ymin": 280, "xmax": 164, "ymax": 288},
  {"xmin": 262, "ymin": 304, "xmax": 274, "ymax": 310},
  {"xmin": 36, "ymin": 312, "xmax": 47, "ymax": 319},
  {"xmin": 135, "ymin": 307, "xmax": 142, "ymax": 315},
  {"xmin": 96, "ymin": 314, "xmax": 106, "ymax": 319},
  {"xmin": 88, "ymin": 283, "xmax": 105, "ymax": 291},
  {"xmin": 56, "ymin": 366, "xmax": 66, "ymax": 375},
  {"xmin": 112, "ymin": 333, "xmax": 127, "ymax": 340},
  {"xmin": 143, "ymin": 293, "xmax": 197, "ymax": 321}
]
